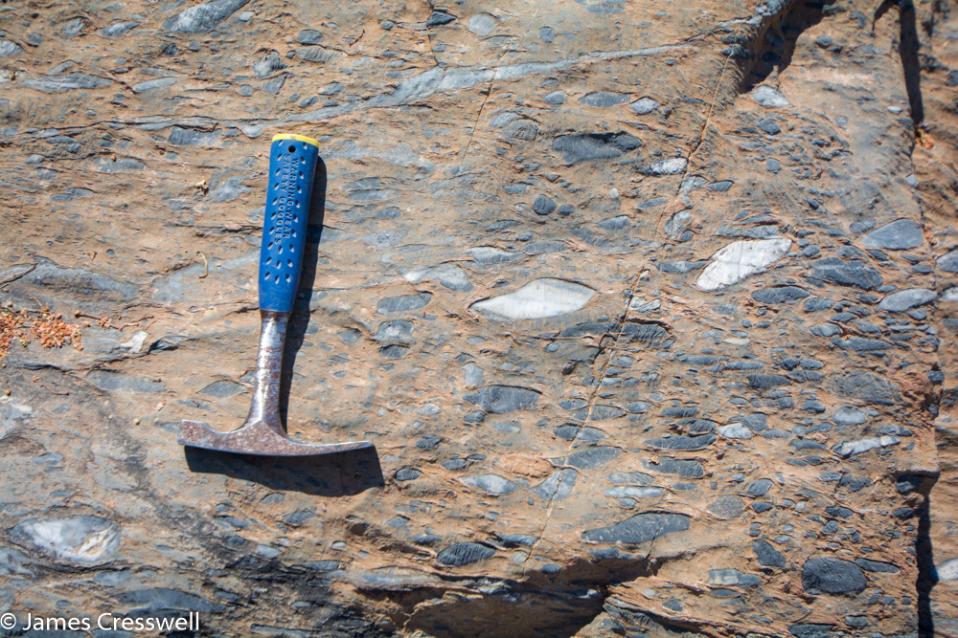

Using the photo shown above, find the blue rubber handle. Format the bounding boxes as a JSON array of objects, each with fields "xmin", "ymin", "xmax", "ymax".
[{"xmin": 259, "ymin": 135, "xmax": 319, "ymax": 312}]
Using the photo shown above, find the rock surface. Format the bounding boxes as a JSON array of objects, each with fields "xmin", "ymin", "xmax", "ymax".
[{"xmin": 0, "ymin": 0, "xmax": 956, "ymax": 636}]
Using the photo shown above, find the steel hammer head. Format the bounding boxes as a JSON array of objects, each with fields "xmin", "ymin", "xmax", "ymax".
[{"xmin": 178, "ymin": 419, "xmax": 373, "ymax": 457}]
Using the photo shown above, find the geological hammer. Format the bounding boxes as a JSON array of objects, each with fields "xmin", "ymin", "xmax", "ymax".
[{"xmin": 179, "ymin": 134, "xmax": 372, "ymax": 456}]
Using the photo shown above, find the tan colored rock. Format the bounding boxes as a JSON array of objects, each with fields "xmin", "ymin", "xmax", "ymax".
[{"xmin": 0, "ymin": 0, "xmax": 954, "ymax": 635}]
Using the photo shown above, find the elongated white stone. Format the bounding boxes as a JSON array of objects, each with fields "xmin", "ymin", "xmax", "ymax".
[
  {"xmin": 12, "ymin": 516, "xmax": 120, "ymax": 565},
  {"xmin": 834, "ymin": 435, "xmax": 900, "ymax": 458},
  {"xmin": 696, "ymin": 239, "xmax": 791, "ymax": 291},
  {"xmin": 751, "ymin": 85, "xmax": 789, "ymax": 108},
  {"xmin": 472, "ymin": 278, "xmax": 594, "ymax": 320},
  {"xmin": 404, "ymin": 263, "xmax": 472, "ymax": 291},
  {"xmin": 939, "ymin": 558, "xmax": 958, "ymax": 581}
]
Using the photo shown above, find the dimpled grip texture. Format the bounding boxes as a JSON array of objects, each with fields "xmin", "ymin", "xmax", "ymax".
[{"xmin": 258, "ymin": 137, "xmax": 319, "ymax": 312}]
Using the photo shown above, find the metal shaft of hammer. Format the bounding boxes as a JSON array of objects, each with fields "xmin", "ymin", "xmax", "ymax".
[{"xmin": 246, "ymin": 310, "xmax": 288, "ymax": 437}]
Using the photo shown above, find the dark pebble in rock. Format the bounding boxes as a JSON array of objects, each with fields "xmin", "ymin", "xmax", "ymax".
[
  {"xmin": 199, "ymin": 380, "xmax": 246, "ymax": 397},
  {"xmin": 534, "ymin": 468, "xmax": 578, "ymax": 500},
  {"xmin": 789, "ymin": 623, "xmax": 837, "ymax": 638},
  {"xmin": 460, "ymin": 474, "xmax": 516, "ymax": 495},
  {"xmin": 878, "ymin": 288, "xmax": 935, "ymax": 312},
  {"xmin": 554, "ymin": 424, "xmax": 606, "ymax": 442},
  {"xmin": 854, "ymin": 557, "xmax": 899, "ymax": 573},
  {"xmin": 88, "ymin": 371, "xmax": 165, "ymax": 393},
  {"xmin": 621, "ymin": 322, "xmax": 672, "ymax": 348},
  {"xmin": 809, "ymin": 259, "xmax": 883, "ymax": 290},
  {"xmin": 803, "ymin": 297, "xmax": 832, "ymax": 312},
  {"xmin": 661, "ymin": 406, "xmax": 697, "ymax": 417},
  {"xmin": 598, "ymin": 215, "xmax": 629, "ymax": 231},
  {"xmin": 119, "ymin": 588, "xmax": 224, "ymax": 613},
  {"xmin": 644, "ymin": 457, "xmax": 704, "ymax": 478},
  {"xmin": 663, "ymin": 597, "xmax": 682, "ymax": 611},
  {"xmin": 556, "ymin": 446, "xmax": 620, "ymax": 469},
  {"xmin": 609, "ymin": 471, "xmax": 655, "ymax": 486},
  {"xmin": 746, "ymin": 478, "xmax": 774, "ymax": 497},
  {"xmin": 544, "ymin": 91, "xmax": 566, "ymax": 105},
  {"xmin": 552, "ymin": 132, "xmax": 641, "ymax": 164},
  {"xmin": 377, "ymin": 292, "xmax": 432, "ymax": 313},
  {"xmin": 436, "ymin": 542, "xmax": 495, "ymax": 566},
  {"xmin": 862, "ymin": 219, "xmax": 923, "ymax": 250},
  {"xmin": 753, "ymin": 539, "xmax": 786, "ymax": 568},
  {"xmin": 532, "ymin": 195, "xmax": 557, "ymax": 215},
  {"xmin": 758, "ymin": 118, "xmax": 781, "ymax": 135},
  {"xmin": 938, "ymin": 249, "xmax": 958, "ymax": 272},
  {"xmin": 645, "ymin": 434, "xmax": 715, "ymax": 451},
  {"xmin": 582, "ymin": 512, "xmax": 690, "ymax": 545},
  {"xmin": 748, "ymin": 374, "xmax": 790, "ymax": 389},
  {"xmin": 416, "ymin": 435, "xmax": 441, "ymax": 450},
  {"xmin": 380, "ymin": 345, "xmax": 408, "ymax": 359},
  {"xmin": 499, "ymin": 534, "xmax": 537, "ymax": 547},
  {"xmin": 426, "ymin": 10, "xmax": 457, "ymax": 26},
  {"xmin": 464, "ymin": 385, "xmax": 540, "ymax": 413},
  {"xmin": 752, "ymin": 286, "xmax": 809, "ymax": 304},
  {"xmin": 168, "ymin": 127, "xmax": 218, "ymax": 146},
  {"xmin": 826, "ymin": 505, "xmax": 854, "ymax": 519},
  {"xmin": 441, "ymin": 458, "xmax": 468, "ymax": 471},
  {"xmin": 708, "ymin": 495, "xmax": 745, "ymax": 520},
  {"xmin": 833, "ymin": 337, "xmax": 889, "ymax": 352},
  {"xmin": 801, "ymin": 557, "xmax": 866, "ymax": 595},
  {"xmin": 0, "ymin": 39, "xmax": 22, "ymax": 56},
  {"xmin": 579, "ymin": 91, "xmax": 629, "ymax": 107},
  {"xmin": 394, "ymin": 467, "xmax": 421, "ymax": 481},
  {"xmin": 296, "ymin": 28, "xmax": 322, "ymax": 44},
  {"xmin": 24, "ymin": 73, "xmax": 114, "ymax": 93},
  {"xmin": 164, "ymin": 0, "xmax": 250, "ymax": 33},
  {"xmin": 587, "ymin": 404, "xmax": 626, "ymax": 420},
  {"xmin": 338, "ymin": 328, "xmax": 361, "ymax": 344},
  {"xmin": 845, "ymin": 616, "xmax": 869, "ymax": 629},
  {"xmin": 283, "ymin": 509, "xmax": 315, "ymax": 526},
  {"xmin": 810, "ymin": 323, "xmax": 840, "ymax": 337},
  {"xmin": 833, "ymin": 371, "xmax": 900, "ymax": 405}
]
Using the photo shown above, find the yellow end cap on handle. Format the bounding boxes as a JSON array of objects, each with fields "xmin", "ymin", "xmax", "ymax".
[{"xmin": 272, "ymin": 133, "xmax": 320, "ymax": 147}]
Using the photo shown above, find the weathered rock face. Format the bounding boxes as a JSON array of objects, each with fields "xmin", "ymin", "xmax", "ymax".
[{"xmin": 0, "ymin": 0, "xmax": 956, "ymax": 636}]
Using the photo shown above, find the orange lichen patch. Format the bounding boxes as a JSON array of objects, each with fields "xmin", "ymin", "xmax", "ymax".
[
  {"xmin": 0, "ymin": 308, "xmax": 27, "ymax": 360},
  {"xmin": 30, "ymin": 308, "xmax": 83, "ymax": 351}
]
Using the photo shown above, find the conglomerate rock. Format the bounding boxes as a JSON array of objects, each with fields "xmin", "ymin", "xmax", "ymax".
[{"xmin": 0, "ymin": 0, "xmax": 956, "ymax": 636}]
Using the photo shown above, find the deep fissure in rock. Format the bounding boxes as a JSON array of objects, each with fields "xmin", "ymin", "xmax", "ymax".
[{"xmin": 737, "ymin": 0, "xmax": 836, "ymax": 93}]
